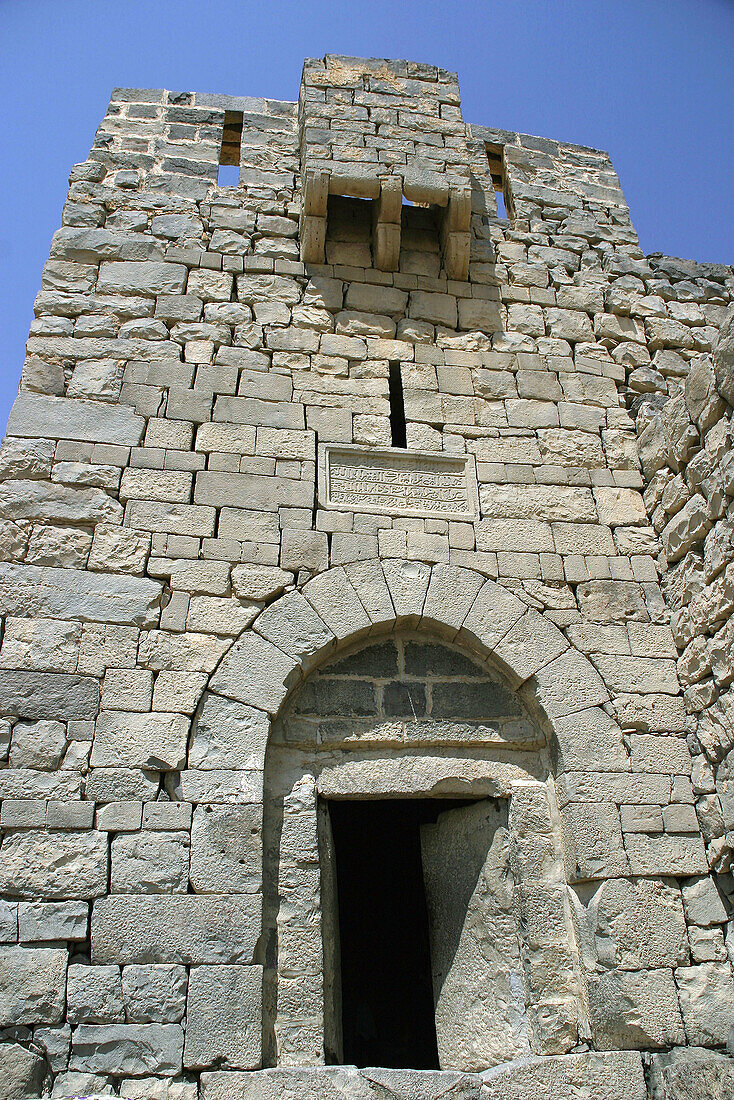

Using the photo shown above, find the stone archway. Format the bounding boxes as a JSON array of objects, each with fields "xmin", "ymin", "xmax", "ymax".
[{"xmin": 182, "ymin": 559, "xmax": 635, "ymax": 1072}]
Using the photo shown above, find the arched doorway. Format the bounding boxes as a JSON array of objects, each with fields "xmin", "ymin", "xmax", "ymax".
[{"xmin": 261, "ymin": 630, "xmax": 584, "ymax": 1070}]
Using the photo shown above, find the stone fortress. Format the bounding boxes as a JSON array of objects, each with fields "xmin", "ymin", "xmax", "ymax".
[{"xmin": 0, "ymin": 51, "xmax": 733, "ymax": 1100}]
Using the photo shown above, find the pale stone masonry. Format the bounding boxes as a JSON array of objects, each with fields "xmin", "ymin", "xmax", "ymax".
[{"xmin": 0, "ymin": 53, "xmax": 733, "ymax": 1100}]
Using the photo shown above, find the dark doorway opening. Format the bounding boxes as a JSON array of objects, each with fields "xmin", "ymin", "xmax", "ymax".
[{"xmin": 325, "ymin": 797, "xmax": 470, "ymax": 1069}]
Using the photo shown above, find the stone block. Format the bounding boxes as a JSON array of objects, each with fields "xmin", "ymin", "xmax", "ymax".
[
  {"xmin": 88, "ymin": 524, "xmax": 151, "ymax": 575},
  {"xmin": 71, "ymin": 1022, "xmax": 184, "ymax": 1076},
  {"xmin": 588, "ymin": 967, "xmax": 685, "ymax": 1048},
  {"xmin": 552, "ymin": 707, "xmax": 630, "ymax": 772},
  {"xmin": 209, "ymin": 630, "xmax": 300, "ymax": 714},
  {"xmin": 0, "ymin": 561, "xmax": 161, "ymax": 627},
  {"xmin": 0, "ymin": 830, "xmax": 108, "ymax": 899},
  {"xmin": 0, "ymin": 1042, "xmax": 48, "ymax": 1100},
  {"xmin": 18, "ymin": 900, "xmax": 88, "ymax": 942},
  {"xmin": 9, "ymin": 718, "xmax": 67, "ymax": 767},
  {"xmin": 184, "ymin": 965, "xmax": 262, "ymax": 1070},
  {"xmin": 525, "ymin": 649, "xmax": 608, "ymax": 720},
  {"xmin": 480, "ymin": 1050, "xmax": 646, "ymax": 1100},
  {"xmin": 421, "ymin": 564, "xmax": 485, "ymax": 635},
  {"xmin": 0, "ymin": 478, "xmax": 122, "ymax": 525},
  {"xmin": 111, "ymin": 831, "xmax": 190, "ymax": 893},
  {"xmin": 682, "ymin": 876, "xmax": 729, "ymax": 927},
  {"xmin": 67, "ymin": 963, "xmax": 124, "ymax": 1023},
  {"xmin": 97, "ymin": 261, "xmax": 187, "ymax": 295},
  {"xmin": 561, "ymin": 802, "xmax": 629, "ymax": 881},
  {"xmin": 7, "ymin": 392, "xmax": 144, "ymax": 446},
  {"xmin": 493, "ymin": 609, "xmax": 568, "ymax": 687},
  {"xmin": 0, "ymin": 669, "xmax": 97, "ymax": 721},
  {"xmin": 342, "ymin": 558, "xmax": 395, "ymax": 628},
  {"xmin": 624, "ymin": 833, "xmax": 708, "ymax": 876},
  {"xmin": 189, "ymin": 692, "xmax": 269, "ymax": 770},
  {"xmin": 582, "ymin": 877, "xmax": 688, "ymax": 970},
  {"xmin": 190, "ymin": 804, "xmax": 261, "ymax": 893},
  {"xmin": 92, "ymin": 895, "xmax": 260, "ymax": 964},
  {"xmin": 91, "ymin": 711, "xmax": 189, "ymax": 770},
  {"xmin": 0, "ymin": 617, "xmax": 81, "ymax": 674},
  {"xmin": 647, "ymin": 1047, "xmax": 734, "ymax": 1100},
  {"xmin": 255, "ymin": 590, "xmax": 334, "ymax": 666},
  {"xmin": 122, "ymin": 963, "xmax": 188, "ymax": 1023},
  {"xmin": 0, "ymin": 947, "xmax": 67, "ymax": 1025},
  {"xmin": 675, "ymin": 962, "xmax": 734, "ymax": 1045},
  {"xmin": 302, "ymin": 567, "xmax": 371, "ymax": 641}
]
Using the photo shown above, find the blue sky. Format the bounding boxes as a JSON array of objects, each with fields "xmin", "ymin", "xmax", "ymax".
[{"xmin": 1, "ymin": 0, "xmax": 732, "ymax": 432}]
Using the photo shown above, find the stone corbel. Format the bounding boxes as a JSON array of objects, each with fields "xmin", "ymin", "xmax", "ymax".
[
  {"xmin": 300, "ymin": 169, "xmax": 330, "ymax": 264},
  {"xmin": 440, "ymin": 186, "xmax": 471, "ymax": 281},
  {"xmin": 372, "ymin": 176, "xmax": 402, "ymax": 272}
]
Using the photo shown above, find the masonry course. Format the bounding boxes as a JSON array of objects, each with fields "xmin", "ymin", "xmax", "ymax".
[{"xmin": 0, "ymin": 52, "xmax": 733, "ymax": 1100}]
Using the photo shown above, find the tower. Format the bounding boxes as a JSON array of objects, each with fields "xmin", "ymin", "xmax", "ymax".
[{"xmin": 0, "ymin": 55, "xmax": 733, "ymax": 1100}]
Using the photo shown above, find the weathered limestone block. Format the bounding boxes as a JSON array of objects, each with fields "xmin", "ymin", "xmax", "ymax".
[
  {"xmin": 208, "ymin": 631, "xmax": 300, "ymax": 715},
  {"xmin": 302, "ymin": 567, "xmax": 371, "ymax": 642},
  {"xmin": 9, "ymin": 719, "xmax": 67, "ymax": 768},
  {"xmin": 0, "ymin": 617, "xmax": 81, "ymax": 674},
  {"xmin": 231, "ymin": 564, "xmax": 292, "ymax": 601},
  {"xmin": 111, "ymin": 831, "xmax": 190, "ymax": 893},
  {"xmin": 581, "ymin": 877, "xmax": 688, "ymax": 970},
  {"xmin": 92, "ymin": 711, "xmax": 189, "ymax": 769},
  {"xmin": 88, "ymin": 524, "xmax": 151, "ymax": 575},
  {"xmin": 552, "ymin": 708, "xmax": 630, "ymax": 772},
  {"xmin": 0, "ymin": 1042, "xmax": 48, "ymax": 1100},
  {"xmin": 624, "ymin": 833, "xmax": 708, "ymax": 876},
  {"xmin": 713, "ymin": 304, "xmax": 734, "ymax": 404},
  {"xmin": 647, "ymin": 1047, "xmax": 734, "ymax": 1100},
  {"xmin": 524, "ymin": 649, "xmax": 608, "ymax": 720},
  {"xmin": 67, "ymin": 963, "xmax": 124, "ymax": 1024},
  {"xmin": 189, "ymin": 693, "xmax": 269, "ymax": 770},
  {"xmin": 189, "ymin": 804, "xmax": 261, "ymax": 893},
  {"xmin": 0, "ymin": 478, "xmax": 122, "ymax": 524},
  {"xmin": 256, "ymin": 590, "xmax": 334, "ymax": 668},
  {"xmin": 421, "ymin": 802, "xmax": 531, "ymax": 1071},
  {"xmin": 675, "ymin": 962, "xmax": 734, "ymax": 1045},
  {"xmin": 184, "ymin": 965, "xmax": 262, "ymax": 1070},
  {"xmin": 18, "ymin": 900, "xmax": 88, "ymax": 942},
  {"xmin": 481, "ymin": 1050, "xmax": 647, "ymax": 1100},
  {"xmin": 0, "ymin": 946, "xmax": 67, "ymax": 1025},
  {"xmin": 97, "ymin": 261, "xmax": 187, "ymax": 295},
  {"xmin": 662, "ymin": 494, "xmax": 710, "ymax": 562},
  {"xmin": 92, "ymin": 895, "xmax": 260, "ymax": 964},
  {"xmin": 200, "ymin": 1067, "xmax": 481, "ymax": 1100},
  {"xmin": 0, "ymin": 561, "xmax": 161, "ymax": 626},
  {"xmin": 561, "ymin": 802, "xmax": 629, "ymax": 881},
  {"xmin": 588, "ymin": 967, "xmax": 685, "ymax": 1048},
  {"xmin": 682, "ymin": 876, "xmax": 729, "ymax": 926},
  {"xmin": 0, "ymin": 669, "xmax": 98, "ymax": 721},
  {"xmin": 122, "ymin": 964, "xmax": 188, "ymax": 1023},
  {"xmin": 7, "ymin": 392, "xmax": 144, "ymax": 446},
  {"xmin": 71, "ymin": 1022, "xmax": 184, "ymax": 1076},
  {"xmin": 0, "ymin": 830, "xmax": 108, "ymax": 899}
]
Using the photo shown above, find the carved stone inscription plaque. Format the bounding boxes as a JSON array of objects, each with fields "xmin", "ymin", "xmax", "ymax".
[{"xmin": 320, "ymin": 445, "xmax": 478, "ymax": 520}]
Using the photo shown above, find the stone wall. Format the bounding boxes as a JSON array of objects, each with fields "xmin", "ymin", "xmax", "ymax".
[{"xmin": 0, "ymin": 53, "xmax": 733, "ymax": 1100}]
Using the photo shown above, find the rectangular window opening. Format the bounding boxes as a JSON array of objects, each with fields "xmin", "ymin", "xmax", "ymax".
[
  {"xmin": 218, "ymin": 110, "xmax": 243, "ymax": 187},
  {"xmin": 486, "ymin": 142, "xmax": 509, "ymax": 220},
  {"xmin": 388, "ymin": 361, "xmax": 407, "ymax": 449},
  {"xmin": 324, "ymin": 797, "xmax": 474, "ymax": 1069}
]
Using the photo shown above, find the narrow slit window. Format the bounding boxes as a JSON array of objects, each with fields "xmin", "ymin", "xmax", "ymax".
[
  {"xmin": 389, "ymin": 361, "xmax": 407, "ymax": 448},
  {"xmin": 486, "ymin": 143, "xmax": 509, "ymax": 220},
  {"xmin": 218, "ymin": 110, "xmax": 243, "ymax": 187}
]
